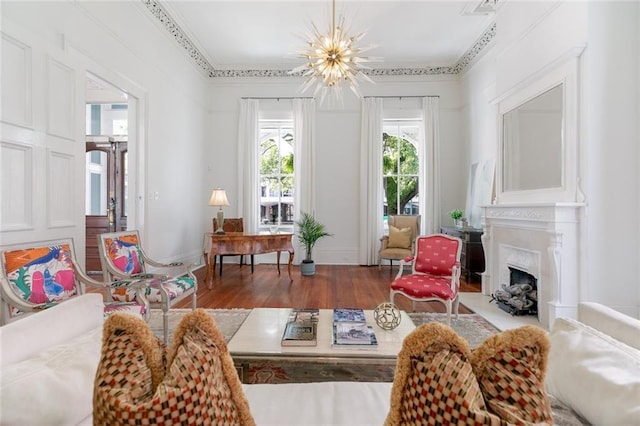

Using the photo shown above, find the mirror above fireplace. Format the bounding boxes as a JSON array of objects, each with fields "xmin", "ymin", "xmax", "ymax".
[
  {"xmin": 495, "ymin": 47, "xmax": 584, "ymax": 204},
  {"xmin": 502, "ymin": 84, "xmax": 563, "ymax": 192}
]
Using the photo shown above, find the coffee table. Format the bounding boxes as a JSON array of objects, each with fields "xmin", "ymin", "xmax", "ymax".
[{"xmin": 228, "ymin": 308, "xmax": 416, "ymax": 383}]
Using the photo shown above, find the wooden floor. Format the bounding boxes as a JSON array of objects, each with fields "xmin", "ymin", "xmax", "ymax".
[{"xmin": 174, "ymin": 263, "xmax": 481, "ymax": 314}]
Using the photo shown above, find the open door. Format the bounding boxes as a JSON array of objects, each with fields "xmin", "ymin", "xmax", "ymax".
[
  {"xmin": 85, "ymin": 138, "xmax": 128, "ymax": 273},
  {"xmin": 85, "ymin": 74, "xmax": 129, "ymax": 274}
]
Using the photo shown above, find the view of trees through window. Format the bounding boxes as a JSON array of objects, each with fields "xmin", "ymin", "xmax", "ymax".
[
  {"xmin": 383, "ymin": 122, "xmax": 420, "ymax": 218},
  {"xmin": 259, "ymin": 122, "xmax": 294, "ymax": 229}
]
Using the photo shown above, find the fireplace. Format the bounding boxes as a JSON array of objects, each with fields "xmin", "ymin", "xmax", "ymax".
[
  {"xmin": 493, "ymin": 267, "xmax": 538, "ymax": 316},
  {"xmin": 481, "ymin": 203, "xmax": 584, "ymax": 329}
]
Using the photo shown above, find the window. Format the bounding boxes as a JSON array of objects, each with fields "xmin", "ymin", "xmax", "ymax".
[
  {"xmin": 382, "ymin": 120, "xmax": 421, "ymax": 221},
  {"xmin": 259, "ymin": 121, "xmax": 294, "ymax": 231}
]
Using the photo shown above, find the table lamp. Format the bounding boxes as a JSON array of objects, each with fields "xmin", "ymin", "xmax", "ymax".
[{"xmin": 208, "ymin": 188, "xmax": 230, "ymax": 234}]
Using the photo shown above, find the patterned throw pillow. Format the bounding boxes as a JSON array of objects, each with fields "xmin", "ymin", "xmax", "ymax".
[
  {"xmin": 470, "ymin": 325, "xmax": 553, "ymax": 424},
  {"xmin": 388, "ymin": 225, "xmax": 412, "ymax": 249},
  {"xmin": 94, "ymin": 310, "xmax": 255, "ymax": 425},
  {"xmin": 385, "ymin": 322, "xmax": 552, "ymax": 426}
]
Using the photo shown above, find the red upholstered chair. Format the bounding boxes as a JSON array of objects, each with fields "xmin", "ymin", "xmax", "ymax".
[{"xmin": 390, "ymin": 234, "xmax": 462, "ymax": 325}]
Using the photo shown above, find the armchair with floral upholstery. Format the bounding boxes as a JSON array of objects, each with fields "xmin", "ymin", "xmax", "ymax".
[
  {"xmin": 96, "ymin": 230, "xmax": 197, "ymax": 343},
  {"xmin": 0, "ymin": 239, "xmax": 148, "ymax": 325}
]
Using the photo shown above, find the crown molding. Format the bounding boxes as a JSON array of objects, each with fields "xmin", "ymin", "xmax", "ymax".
[{"xmin": 143, "ymin": 0, "xmax": 495, "ymax": 78}]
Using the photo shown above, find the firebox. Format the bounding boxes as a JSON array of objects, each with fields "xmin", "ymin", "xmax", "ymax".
[{"xmin": 491, "ymin": 267, "xmax": 538, "ymax": 316}]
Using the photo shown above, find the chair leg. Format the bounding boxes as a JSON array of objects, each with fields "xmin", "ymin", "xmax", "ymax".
[
  {"xmin": 162, "ymin": 307, "xmax": 169, "ymax": 345},
  {"xmin": 250, "ymin": 255, "xmax": 254, "ymax": 274},
  {"xmin": 453, "ymin": 296, "xmax": 460, "ymax": 320},
  {"xmin": 445, "ymin": 300, "xmax": 452, "ymax": 326},
  {"xmin": 239, "ymin": 255, "xmax": 244, "ymax": 266},
  {"xmin": 219, "ymin": 256, "xmax": 223, "ymax": 276}
]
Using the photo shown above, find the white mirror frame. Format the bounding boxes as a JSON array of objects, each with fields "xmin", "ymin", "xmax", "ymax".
[{"xmin": 495, "ymin": 46, "xmax": 584, "ymax": 204}]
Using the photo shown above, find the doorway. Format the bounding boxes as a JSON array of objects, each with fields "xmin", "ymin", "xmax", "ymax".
[{"xmin": 85, "ymin": 73, "xmax": 130, "ymax": 274}]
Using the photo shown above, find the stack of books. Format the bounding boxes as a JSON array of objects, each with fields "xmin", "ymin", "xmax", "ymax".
[
  {"xmin": 332, "ymin": 308, "xmax": 378, "ymax": 349},
  {"xmin": 281, "ymin": 308, "xmax": 319, "ymax": 347}
]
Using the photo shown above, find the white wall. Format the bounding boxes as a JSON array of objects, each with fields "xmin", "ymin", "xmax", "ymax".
[
  {"xmin": 461, "ymin": 0, "xmax": 640, "ymax": 317},
  {"xmin": 1, "ymin": 1, "xmax": 210, "ymax": 266},
  {"xmin": 584, "ymin": 1, "xmax": 639, "ymax": 315},
  {"xmin": 208, "ymin": 76, "xmax": 465, "ymax": 264}
]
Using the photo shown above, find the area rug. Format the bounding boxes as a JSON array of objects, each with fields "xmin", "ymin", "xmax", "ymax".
[
  {"xmin": 148, "ymin": 309, "xmax": 500, "ymax": 384},
  {"xmin": 408, "ymin": 312, "xmax": 500, "ymax": 348}
]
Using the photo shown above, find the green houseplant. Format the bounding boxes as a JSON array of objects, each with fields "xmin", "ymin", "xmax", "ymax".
[
  {"xmin": 296, "ymin": 212, "xmax": 332, "ymax": 276},
  {"xmin": 449, "ymin": 209, "xmax": 466, "ymax": 228}
]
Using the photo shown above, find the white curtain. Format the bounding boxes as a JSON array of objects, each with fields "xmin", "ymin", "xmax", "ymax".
[
  {"xmin": 293, "ymin": 98, "xmax": 316, "ymax": 221},
  {"xmin": 359, "ymin": 97, "xmax": 384, "ymax": 265},
  {"xmin": 422, "ymin": 96, "xmax": 441, "ymax": 234},
  {"xmin": 237, "ymin": 98, "xmax": 260, "ymax": 233}
]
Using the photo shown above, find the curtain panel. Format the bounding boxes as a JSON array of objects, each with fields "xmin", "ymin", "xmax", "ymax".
[
  {"xmin": 359, "ymin": 97, "xmax": 384, "ymax": 265},
  {"xmin": 237, "ymin": 99, "xmax": 260, "ymax": 233},
  {"xmin": 293, "ymin": 98, "xmax": 316, "ymax": 221},
  {"xmin": 422, "ymin": 97, "xmax": 441, "ymax": 235}
]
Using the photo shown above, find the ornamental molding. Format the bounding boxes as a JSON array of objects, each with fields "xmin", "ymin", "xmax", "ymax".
[
  {"xmin": 484, "ymin": 203, "xmax": 584, "ymax": 224},
  {"xmin": 142, "ymin": 0, "xmax": 496, "ymax": 78}
]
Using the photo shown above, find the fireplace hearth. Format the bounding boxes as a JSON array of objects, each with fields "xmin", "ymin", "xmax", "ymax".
[{"xmin": 492, "ymin": 267, "xmax": 538, "ymax": 316}]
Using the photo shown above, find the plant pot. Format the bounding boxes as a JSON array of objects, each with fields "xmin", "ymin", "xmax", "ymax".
[
  {"xmin": 454, "ymin": 219, "xmax": 467, "ymax": 228},
  {"xmin": 300, "ymin": 260, "xmax": 315, "ymax": 276}
]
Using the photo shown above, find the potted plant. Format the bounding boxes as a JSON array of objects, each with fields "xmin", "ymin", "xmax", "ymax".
[
  {"xmin": 449, "ymin": 209, "xmax": 466, "ymax": 228},
  {"xmin": 296, "ymin": 211, "xmax": 332, "ymax": 276}
]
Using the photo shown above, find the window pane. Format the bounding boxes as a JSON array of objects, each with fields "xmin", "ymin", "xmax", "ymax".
[
  {"xmin": 85, "ymin": 150, "xmax": 107, "ymax": 215},
  {"xmin": 382, "ymin": 121, "xmax": 421, "ymax": 221},
  {"xmin": 399, "ymin": 139, "xmax": 419, "ymax": 175},
  {"xmin": 399, "ymin": 176, "xmax": 419, "ymax": 214},
  {"xmin": 260, "ymin": 137, "xmax": 279, "ymax": 175},
  {"xmin": 383, "ymin": 175, "xmax": 398, "ymax": 215},
  {"xmin": 259, "ymin": 121, "xmax": 295, "ymax": 229}
]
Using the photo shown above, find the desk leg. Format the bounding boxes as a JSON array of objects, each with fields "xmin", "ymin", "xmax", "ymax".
[
  {"xmin": 287, "ymin": 250, "xmax": 294, "ymax": 281},
  {"xmin": 276, "ymin": 251, "xmax": 281, "ymax": 275},
  {"xmin": 207, "ymin": 252, "xmax": 216, "ymax": 289}
]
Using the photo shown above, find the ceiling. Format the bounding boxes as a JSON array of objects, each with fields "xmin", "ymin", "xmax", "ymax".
[{"xmin": 154, "ymin": 0, "xmax": 498, "ymax": 75}]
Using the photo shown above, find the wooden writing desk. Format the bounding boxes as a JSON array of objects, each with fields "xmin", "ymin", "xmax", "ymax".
[{"xmin": 206, "ymin": 232, "xmax": 294, "ymax": 286}]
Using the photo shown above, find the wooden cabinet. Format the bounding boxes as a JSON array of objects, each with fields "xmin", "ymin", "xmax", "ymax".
[{"xmin": 440, "ymin": 226, "xmax": 485, "ymax": 282}]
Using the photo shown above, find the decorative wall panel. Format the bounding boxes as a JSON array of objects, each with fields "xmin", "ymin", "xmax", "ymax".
[
  {"xmin": 47, "ymin": 58, "xmax": 75, "ymax": 140},
  {"xmin": 0, "ymin": 141, "xmax": 33, "ymax": 231},
  {"xmin": 47, "ymin": 150, "xmax": 75, "ymax": 228},
  {"xmin": 1, "ymin": 33, "xmax": 32, "ymax": 128}
]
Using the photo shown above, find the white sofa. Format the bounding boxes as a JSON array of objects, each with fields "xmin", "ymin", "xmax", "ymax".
[{"xmin": 1, "ymin": 294, "xmax": 639, "ymax": 425}]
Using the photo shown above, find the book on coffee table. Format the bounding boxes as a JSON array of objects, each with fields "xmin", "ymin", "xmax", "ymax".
[
  {"xmin": 332, "ymin": 308, "xmax": 378, "ymax": 348},
  {"xmin": 333, "ymin": 308, "xmax": 366, "ymax": 323},
  {"xmin": 281, "ymin": 308, "xmax": 319, "ymax": 347}
]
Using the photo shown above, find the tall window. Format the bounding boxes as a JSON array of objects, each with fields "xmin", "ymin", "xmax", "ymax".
[
  {"xmin": 383, "ymin": 120, "xmax": 421, "ymax": 220},
  {"xmin": 259, "ymin": 120, "xmax": 294, "ymax": 230}
]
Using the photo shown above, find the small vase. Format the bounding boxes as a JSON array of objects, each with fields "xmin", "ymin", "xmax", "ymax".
[{"xmin": 454, "ymin": 219, "xmax": 464, "ymax": 228}]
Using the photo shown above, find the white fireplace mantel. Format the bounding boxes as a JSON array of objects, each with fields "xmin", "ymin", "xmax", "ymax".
[{"xmin": 481, "ymin": 203, "xmax": 584, "ymax": 329}]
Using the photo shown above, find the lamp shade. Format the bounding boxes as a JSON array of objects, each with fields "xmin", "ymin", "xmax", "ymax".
[{"xmin": 208, "ymin": 188, "xmax": 230, "ymax": 207}]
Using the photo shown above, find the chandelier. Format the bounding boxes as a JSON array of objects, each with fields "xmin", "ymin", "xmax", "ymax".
[{"xmin": 291, "ymin": 0, "xmax": 378, "ymax": 102}]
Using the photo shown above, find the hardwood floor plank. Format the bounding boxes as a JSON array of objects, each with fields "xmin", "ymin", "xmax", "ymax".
[{"xmin": 175, "ymin": 264, "xmax": 480, "ymax": 314}]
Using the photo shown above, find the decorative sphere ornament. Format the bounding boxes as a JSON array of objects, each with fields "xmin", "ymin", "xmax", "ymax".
[{"xmin": 374, "ymin": 302, "xmax": 401, "ymax": 330}]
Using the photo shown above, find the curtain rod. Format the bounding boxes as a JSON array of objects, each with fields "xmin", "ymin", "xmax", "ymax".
[
  {"xmin": 363, "ymin": 95, "xmax": 440, "ymax": 99},
  {"xmin": 240, "ymin": 97, "xmax": 314, "ymax": 100}
]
